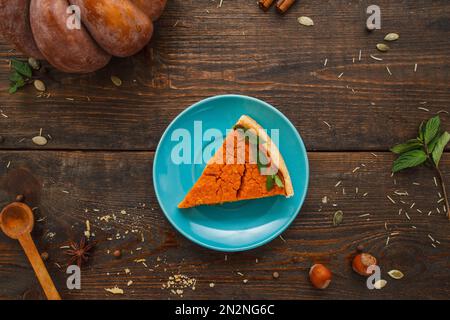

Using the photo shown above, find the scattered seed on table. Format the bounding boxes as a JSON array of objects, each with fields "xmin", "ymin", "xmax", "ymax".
[
  {"xmin": 384, "ymin": 33, "xmax": 399, "ymax": 41},
  {"xmin": 298, "ymin": 16, "xmax": 314, "ymax": 26},
  {"xmin": 33, "ymin": 80, "xmax": 46, "ymax": 92},
  {"xmin": 32, "ymin": 135, "xmax": 48, "ymax": 146},
  {"xmin": 370, "ymin": 54, "xmax": 383, "ymax": 61},
  {"xmin": 111, "ymin": 76, "xmax": 122, "ymax": 87},
  {"xmin": 28, "ymin": 57, "xmax": 40, "ymax": 70},
  {"xmin": 376, "ymin": 43, "xmax": 390, "ymax": 52}
]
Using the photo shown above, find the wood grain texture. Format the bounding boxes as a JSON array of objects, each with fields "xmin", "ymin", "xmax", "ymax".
[
  {"xmin": 0, "ymin": 0, "xmax": 448, "ymax": 151},
  {"xmin": 0, "ymin": 151, "xmax": 448, "ymax": 300}
]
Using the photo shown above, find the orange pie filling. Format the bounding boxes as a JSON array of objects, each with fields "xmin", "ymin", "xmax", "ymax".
[{"xmin": 178, "ymin": 128, "xmax": 286, "ymax": 209}]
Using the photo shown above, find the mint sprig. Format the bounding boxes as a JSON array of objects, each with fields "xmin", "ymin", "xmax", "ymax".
[
  {"xmin": 391, "ymin": 116, "xmax": 450, "ymax": 220},
  {"xmin": 8, "ymin": 58, "xmax": 38, "ymax": 94}
]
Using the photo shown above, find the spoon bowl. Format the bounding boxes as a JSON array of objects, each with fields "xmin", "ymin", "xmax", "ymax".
[
  {"xmin": 0, "ymin": 202, "xmax": 34, "ymax": 239},
  {"xmin": 0, "ymin": 201, "xmax": 61, "ymax": 300}
]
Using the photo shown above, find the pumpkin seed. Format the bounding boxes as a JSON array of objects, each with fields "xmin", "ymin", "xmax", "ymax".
[
  {"xmin": 298, "ymin": 16, "xmax": 314, "ymax": 27},
  {"xmin": 384, "ymin": 33, "xmax": 399, "ymax": 41},
  {"xmin": 32, "ymin": 135, "xmax": 48, "ymax": 146},
  {"xmin": 388, "ymin": 269, "xmax": 404, "ymax": 279},
  {"xmin": 111, "ymin": 76, "xmax": 122, "ymax": 87},
  {"xmin": 333, "ymin": 210, "xmax": 344, "ymax": 226},
  {"xmin": 28, "ymin": 57, "xmax": 41, "ymax": 70},
  {"xmin": 376, "ymin": 43, "xmax": 390, "ymax": 52},
  {"xmin": 33, "ymin": 80, "xmax": 46, "ymax": 92},
  {"xmin": 374, "ymin": 279, "xmax": 387, "ymax": 289}
]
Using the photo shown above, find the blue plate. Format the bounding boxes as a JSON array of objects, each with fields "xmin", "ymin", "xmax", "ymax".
[{"xmin": 153, "ymin": 95, "xmax": 309, "ymax": 252}]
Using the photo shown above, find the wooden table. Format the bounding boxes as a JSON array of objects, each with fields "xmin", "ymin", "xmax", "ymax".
[{"xmin": 0, "ymin": 0, "xmax": 449, "ymax": 300}]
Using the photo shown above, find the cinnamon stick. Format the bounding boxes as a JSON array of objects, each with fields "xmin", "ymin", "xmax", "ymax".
[
  {"xmin": 275, "ymin": 0, "xmax": 296, "ymax": 14},
  {"xmin": 258, "ymin": 0, "xmax": 275, "ymax": 11}
]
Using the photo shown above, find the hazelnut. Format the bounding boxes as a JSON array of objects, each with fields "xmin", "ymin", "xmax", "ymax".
[
  {"xmin": 352, "ymin": 253, "xmax": 377, "ymax": 276},
  {"xmin": 309, "ymin": 264, "xmax": 332, "ymax": 289},
  {"xmin": 272, "ymin": 271, "xmax": 279, "ymax": 279},
  {"xmin": 113, "ymin": 249, "xmax": 122, "ymax": 258},
  {"xmin": 40, "ymin": 252, "xmax": 49, "ymax": 261}
]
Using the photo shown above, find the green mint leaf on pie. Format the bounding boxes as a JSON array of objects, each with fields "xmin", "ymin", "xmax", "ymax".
[
  {"xmin": 266, "ymin": 175, "xmax": 274, "ymax": 191},
  {"xmin": 11, "ymin": 59, "xmax": 32, "ymax": 78},
  {"xmin": 432, "ymin": 132, "xmax": 450, "ymax": 166},
  {"xmin": 424, "ymin": 116, "xmax": 441, "ymax": 144},
  {"xmin": 390, "ymin": 139, "xmax": 422, "ymax": 154},
  {"xmin": 274, "ymin": 175, "xmax": 284, "ymax": 188},
  {"xmin": 392, "ymin": 149, "xmax": 427, "ymax": 173}
]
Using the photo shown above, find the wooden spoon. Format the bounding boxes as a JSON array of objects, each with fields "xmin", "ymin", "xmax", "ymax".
[{"xmin": 0, "ymin": 202, "xmax": 61, "ymax": 300}]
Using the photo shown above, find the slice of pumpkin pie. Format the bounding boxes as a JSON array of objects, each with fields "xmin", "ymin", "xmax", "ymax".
[{"xmin": 178, "ymin": 115, "xmax": 294, "ymax": 208}]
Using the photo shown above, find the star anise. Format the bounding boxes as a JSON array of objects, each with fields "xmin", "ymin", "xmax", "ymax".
[{"xmin": 65, "ymin": 236, "xmax": 96, "ymax": 268}]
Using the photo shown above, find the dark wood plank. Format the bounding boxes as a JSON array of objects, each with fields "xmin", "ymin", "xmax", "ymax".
[
  {"xmin": 0, "ymin": 151, "xmax": 448, "ymax": 299},
  {"xmin": 0, "ymin": 0, "xmax": 449, "ymax": 151}
]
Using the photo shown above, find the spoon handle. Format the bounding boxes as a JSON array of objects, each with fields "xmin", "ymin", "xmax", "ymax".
[{"xmin": 19, "ymin": 233, "xmax": 61, "ymax": 300}]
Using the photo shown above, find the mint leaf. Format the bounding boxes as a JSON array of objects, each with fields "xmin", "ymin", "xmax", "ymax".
[
  {"xmin": 9, "ymin": 71, "xmax": 24, "ymax": 83},
  {"xmin": 9, "ymin": 84, "xmax": 19, "ymax": 94},
  {"xmin": 428, "ymin": 133, "xmax": 442, "ymax": 152},
  {"xmin": 266, "ymin": 175, "xmax": 274, "ymax": 191},
  {"xmin": 432, "ymin": 132, "xmax": 450, "ymax": 166},
  {"xmin": 392, "ymin": 149, "xmax": 427, "ymax": 173},
  {"xmin": 8, "ymin": 76, "xmax": 26, "ymax": 94},
  {"xmin": 390, "ymin": 139, "xmax": 422, "ymax": 154},
  {"xmin": 274, "ymin": 175, "xmax": 284, "ymax": 188},
  {"xmin": 424, "ymin": 116, "xmax": 441, "ymax": 144},
  {"xmin": 11, "ymin": 59, "xmax": 32, "ymax": 78},
  {"xmin": 418, "ymin": 121, "xmax": 425, "ymax": 142}
]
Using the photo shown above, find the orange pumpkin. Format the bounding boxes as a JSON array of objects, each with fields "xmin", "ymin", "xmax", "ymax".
[{"xmin": 0, "ymin": 0, "xmax": 167, "ymax": 73}]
